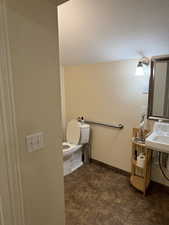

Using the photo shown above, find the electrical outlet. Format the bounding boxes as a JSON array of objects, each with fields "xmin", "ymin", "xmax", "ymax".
[{"xmin": 26, "ymin": 132, "xmax": 44, "ymax": 152}]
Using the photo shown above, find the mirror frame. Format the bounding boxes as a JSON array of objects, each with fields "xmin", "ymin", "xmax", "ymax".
[{"xmin": 148, "ymin": 55, "xmax": 169, "ymax": 120}]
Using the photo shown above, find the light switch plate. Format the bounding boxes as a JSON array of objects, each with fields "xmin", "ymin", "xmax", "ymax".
[{"xmin": 26, "ymin": 132, "xmax": 44, "ymax": 152}]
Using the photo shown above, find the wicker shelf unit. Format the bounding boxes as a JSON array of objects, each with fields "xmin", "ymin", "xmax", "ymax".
[{"xmin": 130, "ymin": 128, "xmax": 152, "ymax": 195}]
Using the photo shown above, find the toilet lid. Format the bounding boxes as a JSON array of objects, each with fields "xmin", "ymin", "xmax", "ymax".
[{"xmin": 66, "ymin": 119, "xmax": 81, "ymax": 145}]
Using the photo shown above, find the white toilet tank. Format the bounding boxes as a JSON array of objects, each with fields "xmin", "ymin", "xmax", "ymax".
[
  {"xmin": 66, "ymin": 119, "xmax": 90, "ymax": 145},
  {"xmin": 79, "ymin": 123, "xmax": 90, "ymax": 144}
]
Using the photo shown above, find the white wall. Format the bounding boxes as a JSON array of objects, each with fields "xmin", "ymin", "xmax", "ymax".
[{"xmin": 6, "ymin": 1, "xmax": 65, "ymax": 225}]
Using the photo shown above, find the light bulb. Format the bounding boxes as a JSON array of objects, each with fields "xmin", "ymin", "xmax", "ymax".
[{"xmin": 136, "ymin": 66, "xmax": 144, "ymax": 76}]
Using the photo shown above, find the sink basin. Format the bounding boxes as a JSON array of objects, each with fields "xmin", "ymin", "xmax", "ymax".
[{"xmin": 145, "ymin": 122, "xmax": 169, "ymax": 153}]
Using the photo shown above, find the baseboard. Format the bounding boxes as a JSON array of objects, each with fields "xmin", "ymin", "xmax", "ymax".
[
  {"xmin": 91, "ymin": 158, "xmax": 169, "ymax": 193},
  {"xmin": 91, "ymin": 159, "xmax": 130, "ymax": 177}
]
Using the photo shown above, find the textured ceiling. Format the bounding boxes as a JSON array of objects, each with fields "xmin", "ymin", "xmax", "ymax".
[{"xmin": 58, "ymin": 0, "xmax": 169, "ymax": 65}]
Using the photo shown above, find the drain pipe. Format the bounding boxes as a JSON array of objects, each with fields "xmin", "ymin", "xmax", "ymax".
[{"xmin": 158, "ymin": 152, "xmax": 169, "ymax": 182}]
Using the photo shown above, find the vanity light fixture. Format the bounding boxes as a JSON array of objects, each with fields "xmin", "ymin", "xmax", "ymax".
[{"xmin": 136, "ymin": 57, "xmax": 149, "ymax": 76}]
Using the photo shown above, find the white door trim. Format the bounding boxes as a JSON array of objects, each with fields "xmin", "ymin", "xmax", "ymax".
[{"xmin": 0, "ymin": 1, "xmax": 25, "ymax": 225}]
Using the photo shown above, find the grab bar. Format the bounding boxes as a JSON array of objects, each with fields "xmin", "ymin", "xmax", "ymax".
[{"xmin": 84, "ymin": 120, "xmax": 124, "ymax": 129}]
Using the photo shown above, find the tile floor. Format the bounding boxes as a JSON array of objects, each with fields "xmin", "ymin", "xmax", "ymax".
[{"xmin": 64, "ymin": 162, "xmax": 169, "ymax": 225}]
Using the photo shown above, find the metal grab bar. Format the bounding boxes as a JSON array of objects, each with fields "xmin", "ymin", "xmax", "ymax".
[{"xmin": 84, "ymin": 120, "xmax": 124, "ymax": 129}]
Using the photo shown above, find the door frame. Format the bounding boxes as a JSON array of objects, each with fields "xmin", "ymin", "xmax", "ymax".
[
  {"xmin": 57, "ymin": 0, "xmax": 70, "ymax": 6},
  {"xmin": 0, "ymin": 0, "xmax": 25, "ymax": 225}
]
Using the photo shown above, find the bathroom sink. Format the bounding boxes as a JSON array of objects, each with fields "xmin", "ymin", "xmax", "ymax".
[{"xmin": 146, "ymin": 122, "xmax": 169, "ymax": 153}]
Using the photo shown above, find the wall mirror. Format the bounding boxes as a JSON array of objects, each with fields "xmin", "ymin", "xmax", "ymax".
[{"xmin": 148, "ymin": 55, "xmax": 169, "ymax": 119}]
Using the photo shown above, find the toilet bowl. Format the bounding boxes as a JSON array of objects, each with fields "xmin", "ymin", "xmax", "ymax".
[
  {"xmin": 62, "ymin": 119, "xmax": 90, "ymax": 176},
  {"xmin": 63, "ymin": 142, "xmax": 82, "ymax": 158}
]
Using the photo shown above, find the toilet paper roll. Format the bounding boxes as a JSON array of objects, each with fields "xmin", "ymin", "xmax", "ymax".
[{"xmin": 136, "ymin": 153, "xmax": 145, "ymax": 168}]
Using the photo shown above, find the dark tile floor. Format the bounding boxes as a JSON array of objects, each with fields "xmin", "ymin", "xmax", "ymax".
[{"xmin": 64, "ymin": 162, "xmax": 169, "ymax": 225}]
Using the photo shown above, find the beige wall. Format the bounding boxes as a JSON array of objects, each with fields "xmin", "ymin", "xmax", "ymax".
[
  {"xmin": 64, "ymin": 60, "xmax": 148, "ymax": 172},
  {"xmin": 64, "ymin": 60, "xmax": 169, "ymax": 187},
  {"xmin": 6, "ymin": 1, "xmax": 65, "ymax": 225}
]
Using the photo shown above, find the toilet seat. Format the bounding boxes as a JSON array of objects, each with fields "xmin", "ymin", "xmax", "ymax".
[
  {"xmin": 62, "ymin": 119, "xmax": 90, "ymax": 176},
  {"xmin": 66, "ymin": 119, "xmax": 81, "ymax": 145},
  {"xmin": 63, "ymin": 119, "xmax": 82, "ymax": 158},
  {"xmin": 62, "ymin": 142, "xmax": 82, "ymax": 158}
]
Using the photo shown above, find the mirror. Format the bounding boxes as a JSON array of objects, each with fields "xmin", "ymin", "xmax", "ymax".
[{"xmin": 148, "ymin": 56, "xmax": 169, "ymax": 119}]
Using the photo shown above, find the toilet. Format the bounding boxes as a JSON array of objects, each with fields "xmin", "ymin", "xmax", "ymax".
[{"xmin": 63, "ymin": 119, "xmax": 90, "ymax": 176}]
